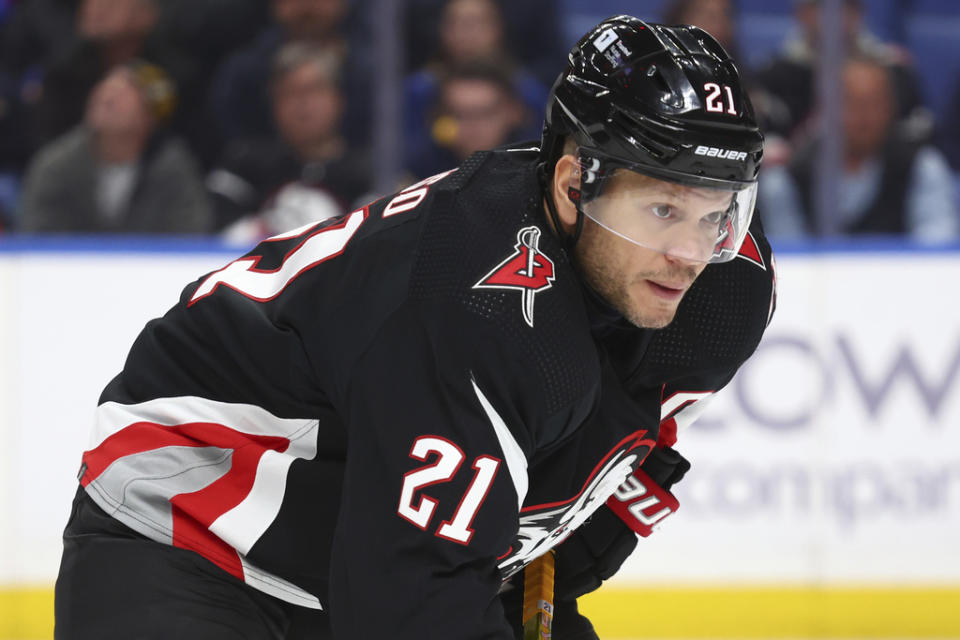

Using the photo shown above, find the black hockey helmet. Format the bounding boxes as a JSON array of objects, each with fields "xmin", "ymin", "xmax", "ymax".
[{"xmin": 541, "ymin": 15, "xmax": 764, "ymax": 263}]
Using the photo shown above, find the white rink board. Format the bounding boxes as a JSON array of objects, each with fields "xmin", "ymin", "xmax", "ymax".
[
  {"xmin": 1, "ymin": 247, "xmax": 959, "ymax": 585},
  {"xmin": 0, "ymin": 248, "xmax": 232, "ymax": 584},
  {"xmin": 619, "ymin": 252, "xmax": 960, "ymax": 585}
]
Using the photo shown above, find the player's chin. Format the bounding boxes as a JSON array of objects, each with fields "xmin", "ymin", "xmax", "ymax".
[
  {"xmin": 621, "ymin": 285, "xmax": 683, "ymax": 328},
  {"xmin": 623, "ymin": 297, "xmax": 680, "ymax": 329},
  {"xmin": 636, "ymin": 311, "xmax": 677, "ymax": 329}
]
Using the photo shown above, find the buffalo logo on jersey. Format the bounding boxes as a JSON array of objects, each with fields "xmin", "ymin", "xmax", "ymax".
[{"xmin": 474, "ymin": 226, "xmax": 556, "ymax": 327}]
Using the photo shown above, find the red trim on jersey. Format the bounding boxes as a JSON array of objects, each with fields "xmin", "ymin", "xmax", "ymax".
[
  {"xmin": 736, "ymin": 230, "xmax": 765, "ymax": 270},
  {"xmin": 658, "ymin": 387, "xmax": 716, "ymax": 447},
  {"xmin": 659, "ymin": 388, "xmax": 715, "ymax": 415},
  {"xmin": 170, "ymin": 435, "xmax": 287, "ymax": 579},
  {"xmin": 519, "ymin": 429, "xmax": 655, "ymax": 513},
  {"xmin": 171, "ymin": 502, "xmax": 245, "ymax": 579},
  {"xmin": 254, "ymin": 207, "xmax": 367, "ymax": 276},
  {"xmin": 661, "ymin": 399, "xmax": 698, "ymax": 421},
  {"xmin": 82, "ymin": 422, "xmax": 292, "ymax": 581},
  {"xmin": 81, "ymin": 422, "xmax": 290, "ymax": 486},
  {"xmin": 187, "ymin": 207, "xmax": 369, "ymax": 307}
]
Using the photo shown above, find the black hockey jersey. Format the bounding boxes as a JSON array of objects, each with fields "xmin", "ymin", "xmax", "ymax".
[{"xmin": 76, "ymin": 146, "xmax": 775, "ymax": 638}]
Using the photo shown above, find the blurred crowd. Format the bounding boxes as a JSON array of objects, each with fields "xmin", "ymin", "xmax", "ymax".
[{"xmin": 0, "ymin": 0, "xmax": 958, "ymax": 244}]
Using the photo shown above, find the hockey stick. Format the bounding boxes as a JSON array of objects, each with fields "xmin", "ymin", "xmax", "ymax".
[{"xmin": 521, "ymin": 550, "xmax": 555, "ymax": 640}]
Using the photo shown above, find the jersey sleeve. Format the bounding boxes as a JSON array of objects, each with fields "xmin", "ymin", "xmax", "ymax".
[{"xmin": 329, "ymin": 297, "xmax": 564, "ymax": 638}]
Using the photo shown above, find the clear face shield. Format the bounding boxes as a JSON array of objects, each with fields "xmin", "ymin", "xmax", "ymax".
[{"xmin": 574, "ymin": 150, "xmax": 758, "ymax": 264}]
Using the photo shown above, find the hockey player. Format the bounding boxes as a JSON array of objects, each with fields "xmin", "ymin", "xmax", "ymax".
[{"xmin": 54, "ymin": 15, "xmax": 773, "ymax": 640}]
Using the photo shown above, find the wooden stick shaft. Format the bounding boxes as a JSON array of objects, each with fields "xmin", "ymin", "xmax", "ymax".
[{"xmin": 521, "ymin": 551, "xmax": 555, "ymax": 640}]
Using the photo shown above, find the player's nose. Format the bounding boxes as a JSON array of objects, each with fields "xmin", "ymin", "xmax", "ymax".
[{"xmin": 661, "ymin": 231, "xmax": 710, "ymax": 266}]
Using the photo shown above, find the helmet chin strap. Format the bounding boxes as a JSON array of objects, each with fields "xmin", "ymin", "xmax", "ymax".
[
  {"xmin": 536, "ymin": 162, "xmax": 635, "ymax": 329},
  {"xmin": 538, "ymin": 162, "xmax": 585, "ymax": 250}
]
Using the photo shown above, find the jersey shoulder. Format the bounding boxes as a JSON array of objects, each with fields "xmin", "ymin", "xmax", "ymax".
[{"xmin": 405, "ymin": 147, "xmax": 602, "ymax": 441}]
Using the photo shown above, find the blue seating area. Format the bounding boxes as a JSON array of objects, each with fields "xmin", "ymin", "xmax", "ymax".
[
  {"xmin": 905, "ymin": 14, "xmax": 960, "ymax": 120},
  {"xmin": 559, "ymin": 0, "xmax": 671, "ymax": 49},
  {"xmin": 560, "ymin": 0, "xmax": 960, "ymax": 125}
]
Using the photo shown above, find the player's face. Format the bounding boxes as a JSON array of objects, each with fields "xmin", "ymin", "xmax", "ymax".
[
  {"xmin": 580, "ymin": 168, "xmax": 736, "ymax": 264},
  {"xmin": 573, "ymin": 173, "xmax": 729, "ymax": 328}
]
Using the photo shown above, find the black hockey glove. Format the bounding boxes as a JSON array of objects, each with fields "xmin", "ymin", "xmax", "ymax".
[
  {"xmin": 553, "ymin": 446, "xmax": 691, "ymax": 602},
  {"xmin": 502, "ymin": 448, "xmax": 690, "ymax": 640}
]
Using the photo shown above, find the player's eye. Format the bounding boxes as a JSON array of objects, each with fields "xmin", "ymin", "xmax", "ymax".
[
  {"xmin": 702, "ymin": 210, "xmax": 725, "ymax": 225},
  {"xmin": 651, "ymin": 204, "xmax": 674, "ymax": 220}
]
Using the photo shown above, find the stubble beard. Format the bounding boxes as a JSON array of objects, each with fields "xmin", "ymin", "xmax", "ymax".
[
  {"xmin": 585, "ymin": 263, "xmax": 682, "ymax": 328},
  {"xmin": 576, "ymin": 233, "xmax": 700, "ymax": 329}
]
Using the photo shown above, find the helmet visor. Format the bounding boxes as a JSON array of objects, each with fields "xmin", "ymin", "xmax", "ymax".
[{"xmin": 576, "ymin": 151, "xmax": 757, "ymax": 264}]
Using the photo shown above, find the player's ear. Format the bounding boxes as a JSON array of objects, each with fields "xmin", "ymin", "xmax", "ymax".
[{"xmin": 552, "ymin": 154, "xmax": 581, "ymax": 230}]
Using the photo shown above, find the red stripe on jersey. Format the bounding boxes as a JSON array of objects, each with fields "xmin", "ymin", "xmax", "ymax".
[
  {"xmin": 171, "ymin": 501, "xmax": 245, "ymax": 579},
  {"xmin": 81, "ymin": 422, "xmax": 290, "ymax": 486},
  {"xmin": 82, "ymin": 421, "xmax": 292, "ymax": 581},
  {"xmin": 170, "ymin": 437, "xmax": 285, "ymax": 579}
]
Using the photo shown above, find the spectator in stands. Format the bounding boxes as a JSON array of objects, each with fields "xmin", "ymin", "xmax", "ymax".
[
  {"xmin": 146, "ymin": 0, "xmax": 271, "ymax": 167},
  {"xmin": 0, "ymin": 0, "xmax": 79, "ymax": 173},
  {"xmin": 32, "ymin": 0, "xmax": 199, "ymax": 159},
  {"xmin": 0, "ymin": 170, "xmax": 16, "ymax": 232},
  {"xmin": 662, "ymin": 0, "xmax": 740, "ymax": 61},
  {"xmin": 403, "ymin": 0, "xmax": 565, "ymax": 87},
  {"xmin": 753, "ymin": 0, "xmax": 927, "ymax": 141},
  {"xmin": 403, "ymin": 0, "xmax": 545, "ymax": 176},
  {"xmin": 151, "ymin": 0, "xmax": 268, "ymax": 82},
  {"xmin": 759, "ymin": 56, "xmax": 958, "ymax": 242},
  {"xmin": 938, "ymin": 79, "xmax": 960, "ymax": 172},
  {"xmin": 658, "ymin": 0, "xmax": 799, "ymax": 157},
  {"xmin": 208, "ymin": 0, "xmax": 372, "ymax": 149},
  {"xmin": 207, "ymin": 42, "xmax": 372, "ymax": 243},
  {"xmin": 18, "ymin": 61, "xmax": 211, "ymax": 234},
  {"xmin": 406, "ymin": 60, "xmax": 527, "ymax": 180},
  {"xmin": 0, "ymin": 0, "xmax": 78, "ymax": 78}
]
